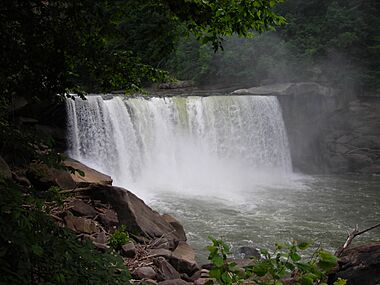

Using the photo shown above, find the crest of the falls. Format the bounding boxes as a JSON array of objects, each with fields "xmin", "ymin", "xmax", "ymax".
[{"xmin": 66, "ymin": 95, "xmax": 292, "ymax": 197}]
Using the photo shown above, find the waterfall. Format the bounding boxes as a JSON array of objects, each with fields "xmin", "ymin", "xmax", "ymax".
[{"xmin": 66, "ymin": 95, "xmax": 292, "ymax": 197}]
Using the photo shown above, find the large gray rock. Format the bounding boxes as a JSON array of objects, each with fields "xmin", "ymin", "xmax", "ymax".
[
  {"xmin": 0, "ymin": 156, "xmax": 11, "ymax": 180},
  {"xmin": 134, "ymin": 267, "xmax": 157, "ymax": 280},
  {"xmin": 154, "ymin": 257, "xmax": 181, "ymax": 281},
  {"xmin": 170, "ymin": 241, "xmax": 199, "ymax": 275},
  {"xmin": 68, "ymin": 199, "xmax": 98, "ymax": 217},
  {"xmin": 162, "ymin": 214, "xmax": 187, "ymax": 241},
  {"xmin": 328, "ymin": 243, "xmax": 380, "ymax": 285},
  {"xmin": 87, "ymin": 184, "xmax": 181, "ymax": 241}
]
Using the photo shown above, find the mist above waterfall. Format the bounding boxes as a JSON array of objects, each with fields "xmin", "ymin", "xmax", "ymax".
[{"xmin": 67, "ymin": 95, "xmax": 292, "ymax": 199}]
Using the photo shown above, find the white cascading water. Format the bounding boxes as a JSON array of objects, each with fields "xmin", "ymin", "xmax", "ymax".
[{"xmin": 66, "ymin": 95, "xmax": 292, "ymax": 199}]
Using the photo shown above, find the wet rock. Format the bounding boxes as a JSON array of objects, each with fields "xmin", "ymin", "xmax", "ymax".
[
  {"xmin": 64, "ymin": 159, "xmax": 112, "ymax": 187},
  {"xmin": 64, "ymin": 215, "xmax": 100, "ymax": 234},
  {"xmin": 359, "ymin": 165, "xmax": 380, "ymax": 174},
  {"xmin": 68, "ymin": 199, "xmax": 97, "ymax": 217},
  {"xmin": 162, "ymin": 214, "xmax": 187, "ymax": 241},
  {"xmin": 121, "ymin": 242, "xmax": 136, "ymax": 258},
  {"xmin": 134, "ymin": 267, "xmax": 157, "ymax": 280},
  {"xmin": 238, "ymin": 246, "xmax": 261, "ymax": 259},
  {"xmin": 328, "ymin": 243, "xmax": 380, "ymax": 285},
  {"xmin": 154, "ymin": 257, "xmax": 181, "ymax": 281},
  {"xmin": 158, "ymin": 279, "xmax": 190, "ymax": 285},
  {"xmin": 87, "ymin": 184, "xmax": 180, "ymax": 241},
  {"xmin": 170, "ymin": 241, "xmax": 199, "ymax": 275}
]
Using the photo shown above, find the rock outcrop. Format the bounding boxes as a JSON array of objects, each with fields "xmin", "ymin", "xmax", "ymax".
[{"xmin": 328, "ymin": 243, "xmax": 380, "ymax": 285}]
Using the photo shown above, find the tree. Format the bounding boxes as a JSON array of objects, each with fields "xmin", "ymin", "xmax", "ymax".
[{"xmin": 0, "ymin": 0, "xmax": 284, "ymax": 105}]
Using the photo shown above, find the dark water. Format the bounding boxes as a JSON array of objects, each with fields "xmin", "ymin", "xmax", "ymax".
[{"xmin": 146, "ymin": 174, "xmax": 380, "ymax": 263}]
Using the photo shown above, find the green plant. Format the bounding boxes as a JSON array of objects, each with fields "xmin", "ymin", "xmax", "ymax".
[
  {"xmin": 109, "ymin": 225, "xmax": 130, "ymax": 250},
  {"xmin": 0, "ymin": 180, "xmax": 130, "ymax": 284},
  {"xmin": 246, "ymin": 241, "xmax": 340, "ymax": 285},
  {"xmin": 207, "ymin": 237, "xmax": 345, "ymax": 285},
  {"xmin": 206, "ymin": 236, "xmax": 244, "ymax": 285}
]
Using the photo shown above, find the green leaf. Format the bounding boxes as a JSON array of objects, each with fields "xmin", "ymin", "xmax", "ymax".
[
  {"xmin": 300, "ymin": 276, "xmax": 313, "ymax": 285},
  {"xmin": 212, "ymin": 255, "xmax": 224, "ymax": 267},
  {"xmin": 290, "ymin": 252, "xmax": 301, "ymax": 262},
  {"xmin": 221, "ymin": 272, "xmax": 232, "ymax": 285},
  {"xmin": 297, "ymin": 241, "xmax": 310, "ymax": 250},
  {"xmin": 252, "ymin": 261, "xmax": 270, "ymax": 277}
]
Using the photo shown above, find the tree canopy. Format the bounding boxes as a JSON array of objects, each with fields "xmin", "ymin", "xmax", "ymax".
[{"xmin": 0, "ymin": 0, "xmax": 284, "ymax": 103}]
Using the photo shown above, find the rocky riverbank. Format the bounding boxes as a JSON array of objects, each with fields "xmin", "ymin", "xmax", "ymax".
[{"xmin": 2, "ymin": 156, "xmax": 379, "ymax": 285}]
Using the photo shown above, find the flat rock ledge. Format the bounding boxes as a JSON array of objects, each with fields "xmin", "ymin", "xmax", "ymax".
[{"xmin": 231, "ymin": 82, "xmax": 333, "ymax": 97}]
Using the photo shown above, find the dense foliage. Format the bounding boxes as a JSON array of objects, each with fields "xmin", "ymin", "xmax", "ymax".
[
  {"xmin": 207, "ymin": 236, "xmax": 345, "ymax": 285},
  {"xmin": 0, "ymin": 180, "xmax": 130, "ymax": 285},
  {"xmin": 166, "ymin": 0, "xmax": 380, "ymax": 92},
  {"xmin": 0, "ymin": 0, "xmax": 283, "ymax": 105}
]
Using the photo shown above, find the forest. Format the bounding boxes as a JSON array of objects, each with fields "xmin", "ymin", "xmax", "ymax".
[{"xmin": 1, "ymin": 0, "xmax": 379, "ymax": 284}]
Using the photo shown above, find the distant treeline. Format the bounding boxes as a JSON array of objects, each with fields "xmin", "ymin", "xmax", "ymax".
[{"xmin": 164, "ymin": 0, "xmax": 380, "ymax": 93}]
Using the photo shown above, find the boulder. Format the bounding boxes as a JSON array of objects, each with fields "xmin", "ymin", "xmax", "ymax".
[
  {"xmin": 68, "ymin": 199, "xmax": 97, "ymax": 217},
  {"xmin": 64, "ymin": 215, "xmax": 100, "ymax": 234},
  {"xmin": 0, "ymin": 156, "xmax": 12, "ymax": 180},
  {"xmin": 162, "ymin": 214, "xmax": 187, "ymax": 241},
  {"xmin": 64, "ymin": 159, "xmax": 112, "ymax": 187},
  {"xmin": 87, "ymin": 184, "xmax": 180, "ymax": 241},
  {"xmin": 121, "ymin": 242, "xmax": 136, "ymax": 258},
  {"xmin": 97, "ymin": 208, "xmax": 119, "ymax": 229},
  {"xmin": 26, "ymin": 163, "xmax": 76, "ymax": 190},
  {"xmin": 148, "ymin": 248, "xmax": 173, "ymax": 259},
  {"xmin": 134, "ymin": 267, "xmax": 157, "ymax": 280},
  {"xmin": 170, "ymin": 241, "xmax": 199, "ymax": 275},
  {"xmin": 328, "ymin": 243, "xmax": 380, "ymax": 285},
  {"xmin": 154, "ymin": 257, "xmax": 181, "ymax": 281},
  {"xmin": 238, "ymin": 246, "xmax": 261, "ymax": 259}
]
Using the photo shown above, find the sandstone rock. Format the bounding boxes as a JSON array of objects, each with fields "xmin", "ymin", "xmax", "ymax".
[
  {"xmin": 148, "ymin": 248, "xmax": 173, "ymax": 259},
  {"xmin": 97, "ymin": 208, "xmax": 119, "ymax": 229},
  {"xmin": 64, "ymin": 215, "xmax": 100, "ymax": 234},
  {"xmin": 68, "ymin": 199, "xmax": 97, "ymax": 217},
  {"xmin": 170, "ymin": 241, "xmax": 199, "ymax": 275},
  {"xmin": 150, "ymin": 237, "xmax": 177, "ymax": 250},
  {"xmin": 154, "ymin": 257, "xmax": 181, "ymax": 281},
  {"xmin": 0, "ymin": 156, "xmax": 12, "ymax": 180},
  {"xmin": 26, "ymin": 163, "xmax": 76, "ymax": 190},
  {"xmin": 64, "ymin": 159, "xmax": 112, "ymax": 187},
  {"xmin": 328, "ymin": 243, "xmax": 380, "ymax": 285},
  {"xmin": 121, "ymin": 242, "xmax": 136, "ymax": 258},
  {"xmin": 134, "ymin": 267, "xmax": 157, "ymax": 280},
  {"xmin": 87, "ymin": 184, "xmax": 180, "ymax": 241},
  {"xmin": 162, "ymin": 214, "xmax": 187, "ymax": 241},
  {"xmin": 158, "ymin": 279, "xmax": 190, "ymax": 285}
]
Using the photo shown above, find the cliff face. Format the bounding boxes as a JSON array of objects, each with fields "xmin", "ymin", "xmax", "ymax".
[{"xmin": 233, "ymin": 82, "xmax": 380, "ymax": 174}]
